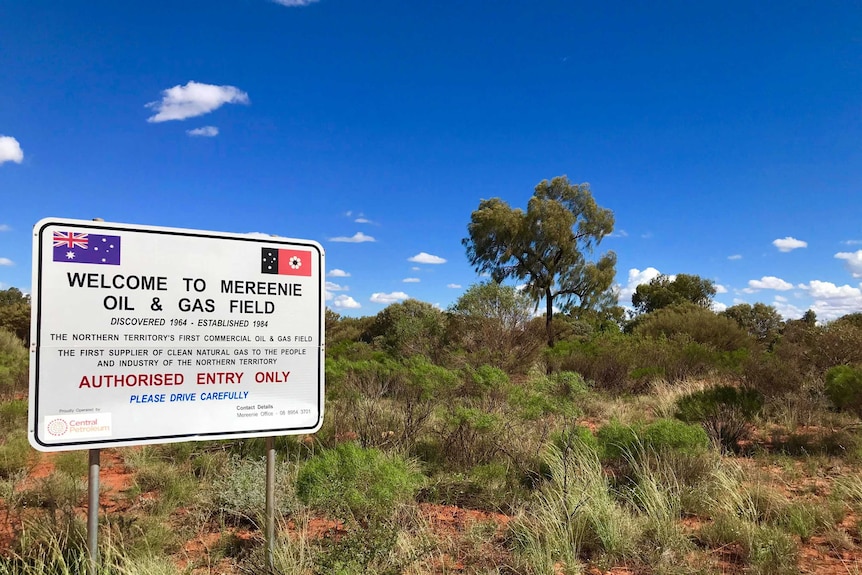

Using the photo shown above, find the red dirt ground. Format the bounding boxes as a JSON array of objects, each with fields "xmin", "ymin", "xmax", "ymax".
[{"xmin": 2, "ymin": 448, "xmax": 862, "ymax": 574}]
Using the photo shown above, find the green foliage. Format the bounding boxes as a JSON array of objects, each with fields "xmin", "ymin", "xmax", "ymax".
[
  {"xmin": 439, "ymin": 405, "xmax": 503, "ymax": 468},
  {"xmin": 722, "ymin": 302, "xmax": 783, "ymax": 346},
  {"xmin": 0, "ymin": 430, "xmax": 33, "ymax": 478},
  {"xmin": 547, "ymin": 332, "xmax": 748, "ymax": 393},
  {"xmin": 0, "ymin": 288, "xmax": 30, "ymax": 345},
  {"xmin": 508, "ymin": 371, "xmax": 586, "ymax": 421},
  {"xmin": 632, "ymin": 303, "xmax": 751, "ymax": 352},
  {"xmin": 513, "ymin": 440, "xmax": 640, "ymax": 571},
  {"xmin": 296, "ymin": 443, "xmax": 422, "ymax": 523},
  {"xmin": 463, "ymin": 175, "xmax": 616, "ymax": 346},
  {"xmin": 0, "ymin": 398, "xmax": 28, "ymax": 429},
  {"xmin": 462, "ymin": 364, "xmax": 510, "ymax": 398},
  {"xmin": 365, "ymin": 299, "xmax": 447, "ymax": 360},
  {"xmin": 824, "ymin": 365, "xmax": 862, "ymax": 416},
  {"xmin": 0, "ymin": 329, "xmax": 28, "ymax": 397},
  {"xmin": 631, "ymin": 274, "xmax": 716, "ymax": 314},
  {"xmin": 52, "ymin": 452, "xmax": 88, "ymax": 478},
  {"xmin": 675, "ymin": 386, "xmax": 763, "ymax": 451},
  {"xmin": 596, "ymin": 419, "xmax": 709, "ymax": 461},
  {"xmin": 212, "ymin": 455, "xmax": 295, "ymax": 527},
  {"xmin": 698, "ymin": 515, "xmax": 798, "ymax": 574},
  {"xmin": 448, "ymin": 281, "xmax": 543, "ymax": 372}
]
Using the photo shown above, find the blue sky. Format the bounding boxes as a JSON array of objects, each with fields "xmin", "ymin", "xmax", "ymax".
[{"xmin": 1, "ymin": 1, "xmax": 861, "ymax": 320}]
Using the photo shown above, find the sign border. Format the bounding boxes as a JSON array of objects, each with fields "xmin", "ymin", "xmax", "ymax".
[{"xmin": 29, "ymin": 218, "xmax": 325, "ymax": 451}]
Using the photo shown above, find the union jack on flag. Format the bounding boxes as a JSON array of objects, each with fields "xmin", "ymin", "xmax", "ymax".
[
  {"xmin": 52, "ymin": 230, "xmax": 121, "ymax": 265},
  {"xmin": 53, "ymin": 231, "xmax": 89, "ymax": 250}
]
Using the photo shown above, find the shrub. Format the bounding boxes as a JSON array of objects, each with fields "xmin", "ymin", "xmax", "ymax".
[
  {"xmin": 675, "ymin": 385, "xmax": 763, "ymax": 451},
  {"xmin": 596, "ymin": 419, "xmax": 708, "ymax": 461},
  {"xmin": 641, "ymin": 418, "xmax": 710, "ymax": 455},
  {"xmin": 212, "ymin": 455, "xmax": 295, "ymax": 527},
  {"xmin": 632, "ymin": 303, "xmax": 752, "ymax": 352},
  {"xmin": 0, "ymin": 430, "xmax": 33, "ymax": 478},
  {"xmin": 824, "ymin": 365, "xmax": 862, "ymax": 416},
  {"xmin": 462, "ymin": 364, "xmax": 510, "ymax": 398},
  {"xmin": 296, "ymin": 443, "xmax": 422, "ymax": 524},
  {"xmin": 438, "ymin": 405, "xmax": 503, "ymax": 469},
  {"xmin": 0, "ymin": 329, "xmax": 28, "ymax": 398}
]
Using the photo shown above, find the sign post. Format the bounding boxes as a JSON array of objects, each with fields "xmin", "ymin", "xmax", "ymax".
[{"xmin": 29, "ymin": 218, "xmax": 325, "ymax": 569}]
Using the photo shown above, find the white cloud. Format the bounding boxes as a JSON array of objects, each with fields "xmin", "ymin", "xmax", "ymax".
[
  {"xmin": 324, "ymin": 282, "xmax": 348, "ymax": 301},
  {"xmin": 835, "ymin": 250, "xmax": 862, "ymax": 278},
  {"xmin": 332, "ymin": 295, "xmax": 361, "ymax": 309},
  {"xmin": 0, "ymin": 258, "xmax": 13, "ymax": 266},
  {"xmin": 715, "ymin": 284, "xmax": 728, "ymax": 294},
  {"xmin": 354, "ymin": 218, "xmax": 372, "ymax": 224},
  {"xmin": 842, "ymin": 240, "xmax": 862, "ymax": 246},
  {"xmin": 328, "ymin": 269, "xmax": 351, "ymax": 277},
  {"xmin": 402, "ymin": 278, "xmax": 420, "ymax": 283},
  {"xmin": 187, "ymin": 126, "xmax": 219, "ymax": 137},
  {"xmin": 727, "ymin": 254, "xmax": 742, "ymax": 260},
  {"xmin": 329, "ymin": 232, "xmax": 375, "ymax": 243},
  {"xmin": 772, "ymin": 300, "xmax": 805, "ymax": 321},
  {"xmin": 711, "ymin": 301, "xmax": 727, "ymax": 313},
  {"xmin": 370, "ymin": 291, "xmax": 409, "ymax": 304},
  {"xmin": 408, "ymin": 252, "xmax": 446, "ymax": 264},
  {"xmin": 797, "ymin": 280, "xmax": 862, "ymax": 321},
  {"xmin": 146, "ymin": 81, "xmax": 249, "ymax": 123},
  {"xmin": 799, "ymin": 280, "xmax": 862, "ymax": 300},
  {"xmin": 273, "ymin": 0, "xmax": 319, "ymax": 6},
  {"xmin": 0, "ymin": 225, "xmax": 10, "ymax": 232},
  {"xmin": 0, "ymin": 136, "xmax": 24, "ymax": 165},
  {"xmin": 617, "ymin": 267, "xmax": 662, "ymax": 304},
  {"xmin": 774, "ymin": 295, "xmax": 788, "ymax": 302},
  {"xmin": 609, "ymin": 230, "xmax": 628, "ymax": 238},
  {"xmin": 411, "ymin": 266, "xmax": 421, "ymax": 271},
  {"xmin": 772, "ymin": 236, "xmax": 807, "ymax": 252},
  {"xmin": 747, "ymin": 276, "xmax": 793, "ymax": 291},
  {"xmin": 447, "ymin": 283, "xmax": 462, "ymax": 289}
]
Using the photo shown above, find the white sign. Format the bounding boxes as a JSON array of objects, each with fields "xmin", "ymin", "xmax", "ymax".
[{"xmin": 29, "ymin": 218, "xmax": 325, "ymax": 451}]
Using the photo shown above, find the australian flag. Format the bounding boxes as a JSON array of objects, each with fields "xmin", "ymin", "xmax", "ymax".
[{"xmin": 52, "ymin": 231, "xmax": 122, "ymax": 265}]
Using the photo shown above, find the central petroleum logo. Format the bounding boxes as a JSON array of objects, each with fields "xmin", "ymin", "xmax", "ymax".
[{"xmin": 46, "ymin": 418, "xmax": 69, "ymax": 436}]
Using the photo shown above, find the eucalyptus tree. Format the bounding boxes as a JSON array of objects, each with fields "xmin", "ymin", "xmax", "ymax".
[
  {"xmin": 463, "ymin": 176, "xmax": 616, "ymax": 346},
  {"xmin": 631, "ymin": 273, "xmax": 716, "ymax": 314}
]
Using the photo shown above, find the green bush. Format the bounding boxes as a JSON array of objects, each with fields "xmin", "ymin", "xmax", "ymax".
[
  {"xmin": 0, "ymin": 430, "xmax": 33, "ymax": 478},
  {"xmin": 212, "ymin": 455, "xmax": 295, "ymax": 527},
  {"xmin": 0, "ymin": 329, "xmax": 28, "ymax": 398},
  {"xmin": 438, "ymin": 405, "xmax": 503, "ymax": 468},
  {"xmin": 675, "ymin": 385, "xmax": 763, "ymax": 451},
  {"xmin": 296, "ymin": 443, "xmax": 422, "ymax": 523},
  {"xmin": 596, "ymin": 419, "xmax": 708, "ymax": 461},
  {"xmin": 462, "ymin": 364, "xmax": 510, "ymax": 398},
  {"xmin": 641, "ymin": 418, "xmax": 710, "ymax": 455},
  {"xmin": 824, "ymin": 365, "xmax": 862, "ymax": 416}
]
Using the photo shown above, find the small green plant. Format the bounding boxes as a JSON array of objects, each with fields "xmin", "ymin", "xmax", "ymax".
[
  {"xmin": 0, "ymin": 430, "xmax": 33, "ymax": 478},
  {"xmin": 675, "ymin": 385, "xmax": 763, "ymax": 451},
  {"xmin": 825, "ymin": 365, "xmax": 862, "ymax": 416},
  {"xmin": 212, "ymin": 455, "xmax": 296, "ymax": 527},
  {"xmin": 53, "ymin": 452, "xmax": 88, "ymax": 478},
  {"xmin": 296, "ymin": 443, "xmax": 423, "ymax": 524},
  {"xmin": 596, "ymin": 419, "xmax": 708, "ymax": 461}
]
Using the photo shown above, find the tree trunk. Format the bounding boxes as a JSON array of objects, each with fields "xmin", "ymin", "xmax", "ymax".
[{"xmin": 545, "ymin": 289, "xmax": 554, "ymax": 347}]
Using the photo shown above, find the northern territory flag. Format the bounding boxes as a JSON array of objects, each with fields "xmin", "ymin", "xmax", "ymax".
[
  {"xmin": 52, "ymin": 231, "xmax": 122, "ymax": 265},
  {"xmin": 261, "ymin": 247, "xmax": 312, "ymax": 276}
]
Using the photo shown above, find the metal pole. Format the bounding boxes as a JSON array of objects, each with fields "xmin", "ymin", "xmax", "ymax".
[
  {"xmin": 87, "ymin": 448, "xmax": 100, "ymax": 574},
  {"xmin": 88, "ymin": 217, "xmax": 105, "ymax": 575},
  {"xmin": 265, "ymin": 436, "xmax": 276, "ymax": 572}
]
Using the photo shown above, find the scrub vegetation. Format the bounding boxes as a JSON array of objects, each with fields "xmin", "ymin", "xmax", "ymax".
[{"xmin": 2, "ymin": 182, "xmax": 862, "ymax": 573}]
